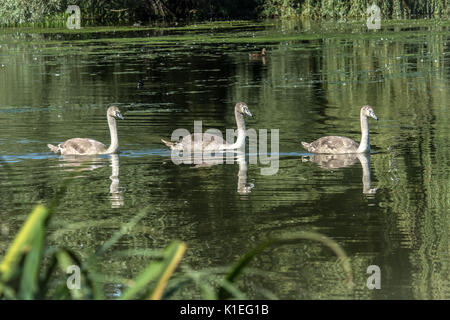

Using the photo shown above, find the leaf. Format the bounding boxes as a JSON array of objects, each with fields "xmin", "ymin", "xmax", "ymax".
[
  {"xmin": 37, "ymin": 251, "xmax": 59, "ymax": 299},
  {"xmin": 54, "ymin": 248, "xmax": 103, "ymax": 300},
  {"xmin": 120, "ymin": 241, "xmax": 186, "ymax": 300},
  {"xmin": 218, "ymin": 231, "xmax": 353, "ymax": 299},
  {"xmin": 40, "ymin": 247, "xmax": 103, "ymax": 300},
  {"xmin": 218, "ymin": 239, "xmax": 272, "ymax": 299},
  {"xmin": 161, "ymin": 278, "xmax": 192, "ymax": 300},
  {"xmin": 18, "ymin": 223, "xmax": 46, "ymax": 299},
  {"xmin": 148, "ymin": 241, "xmax": 186, "ymax": 300},
  {"xmin": 0, "ymin": 205, "xmax": 49, "ymax": 283},
  {"xmin": 91, "ymin": 208, "xmax": 153, "ymax": 264}
]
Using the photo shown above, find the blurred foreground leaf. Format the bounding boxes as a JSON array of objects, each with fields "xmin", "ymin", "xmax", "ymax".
[
  {"xmin": 218, "ymin": 231, "xmax": 353, "ymax": 299},
  {"xmin": 0, "ymin": 204, "xmax": 49, "ymax": 297},
  {"xmin": 120, "ymin": 241, "xmax": 186, "ymax": 300}
]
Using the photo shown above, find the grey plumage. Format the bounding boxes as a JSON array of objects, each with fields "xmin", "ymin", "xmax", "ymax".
[
  {"xmin": 162, "ymin": 102, "xmax": 253, "ymax": 152},
  {"xmin": 301, "ymin": 105, "xmax": 378, "ymax": 154},
  {"xmin": 48, "ymin": 106, "xmax": 124, "ymax": 155}
]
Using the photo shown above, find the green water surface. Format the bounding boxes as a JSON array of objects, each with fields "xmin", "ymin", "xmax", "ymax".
[{"xmin": 0, "ymin": 20, "xmax": 448, "ymax": 299}]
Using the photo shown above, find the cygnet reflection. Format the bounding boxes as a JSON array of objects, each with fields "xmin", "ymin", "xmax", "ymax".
[
  {"xmin": 109, "ymin": 154, "xmax": 124, "ymax": 208},
  {"xmin": 173, "ymin": 151, "xmax": 254, "ymax": 195},
  {"xmin": 302, "ymin": 153, "xmax": 377, "ymax": 195},
  {"xmin": 53, "ymin": 154, "xmax": 124, "ymax": 207}
]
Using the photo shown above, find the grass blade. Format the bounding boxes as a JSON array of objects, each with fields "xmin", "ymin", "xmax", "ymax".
[
  {"xmin": 19, "ymin": 224, "xmax": 46, "ymax": 299},
  {"xmin": 0, "ymin": 205, "xmax": 49, "ymax": 283},
  {"xmin": 218, "ymin": 231, "xmax": 353, "ymax": 299},
  {"xmin": 147, "ymin": 241, "xmax": 186, "ymax": 300},
  {"xmin": 120, "ymin": 241, "xmax": 186, "ymax": 300}
]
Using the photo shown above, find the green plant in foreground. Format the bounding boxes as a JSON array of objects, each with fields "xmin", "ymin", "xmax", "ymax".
[
  {"xmin": 0, "ymin": 201, "xmax": 352, "ymax": 299},
  {"xmin": 0, "ymin": 203, "xmax": 187, "ymax": 299}
]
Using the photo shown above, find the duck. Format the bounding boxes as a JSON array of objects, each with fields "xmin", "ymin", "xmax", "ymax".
[
  {"xmin": 161, "ymin": 102, "xmax": 253, "ymax": 152},
  {"xmin": 47, "ymin": 106, "xmax": 124, "ymax": 155},
  {"xmin": 249, "ymin": 48, "xmax": 267, "ymax": 59},
  {"xmin": 301, "ymin": 105, "xmax": 378, "ymax": 154}
]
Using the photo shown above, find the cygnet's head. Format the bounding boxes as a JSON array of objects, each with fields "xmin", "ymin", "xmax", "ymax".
[
  {"xmin": 361, "ymin": 105, "xmax": 378, "ymax": 121},
  {"xmin": 235, "ymin": 102, "xmax": 253, "ymax": 118},
  {"xmin": 107, "ymin": 106, "xmax": 124, "ymax": 120}
]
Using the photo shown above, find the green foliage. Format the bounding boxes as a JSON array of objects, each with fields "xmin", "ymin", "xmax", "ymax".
[
  {"xmin": 218, "ymin": 232, "xmax": 353, "ymax": 299},
  {"xmin": 0, "ymin": 200, "xmax": 352, "ymax": 299},
  {"xmin": 0, "ymin": 0, "xmax": 262, "ymax": 27},
  {"xmin": 1, "ymin": 0, "xmax": 446, "ymax": 27},
  {"xmin": 0, "ymin": 0, "xmax": 63, "ymax": 26},
  {"xmin": 259, "ymin": 0, "xmax": 449, "ymax": 19},
  {"xmin": 0, "ymin": 202, "xmax": 186, "ymax": 299},
  {"xmin": 120, "ymin": 241, "xmax": 186, "ymax": 299}
]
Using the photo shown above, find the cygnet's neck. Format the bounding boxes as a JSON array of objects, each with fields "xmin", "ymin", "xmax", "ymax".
[
  {"xmin": 222, "ymin": 109, "xmax": 247, "ymax": 150},
  {"xmin": 106, "ymin": 115, "xmax": 120, "ymax": 154},
  {"xmin": 357, "ymin": 112, "xmax": 370, "ymax": 153}
]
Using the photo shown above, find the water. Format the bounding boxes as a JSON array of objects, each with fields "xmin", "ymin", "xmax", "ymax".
[{"xmin": 0, "ymin": 20, "xmax": 448, "ymax": 299}]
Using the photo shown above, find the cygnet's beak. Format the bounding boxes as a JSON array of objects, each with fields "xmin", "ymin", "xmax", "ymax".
[
  {"xmin": 244, "ymin": 108, "xmax": 253, "ymax": 118},
  {"xmin": 370, "ymin": 110, "xmax": 378, "ymax": 121},
  {"xmin": 116, "ymin": 112, "xmax": 125, "ymax": 120}
]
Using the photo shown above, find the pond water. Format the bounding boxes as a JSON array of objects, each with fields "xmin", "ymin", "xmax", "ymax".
[{"xmin": 0, "ymin": 20, "xmax": 448, "ymax": 299}]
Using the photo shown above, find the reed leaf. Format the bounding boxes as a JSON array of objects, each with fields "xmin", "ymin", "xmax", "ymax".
[
  {"xmin": 0, "ymin": 204, "xmax": 49, "ymax": 283},
  {"xmin": 147, "ymin": 241, "xmax": 186, "ymax": 300},
  {"xmin": 120, "ymin": 240, "xmax": 186, "ymax": 300},
  {"xmin": 218, "ymin": 231, "xmax": 353, "ymax": 299},
  {"xmin": 18, "ymin": 224, "xmax": 46, "ymax": 299}
]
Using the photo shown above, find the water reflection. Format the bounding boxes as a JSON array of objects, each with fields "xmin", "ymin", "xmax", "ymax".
[
  {"xmin": 236, "ymin": 153, "xmax": 254, "ymax": 195},
  {"xmin": 54, "ymin": 154, "xmax": 124, "ymax": 208},
  {"xmin": 302, "ymin": 153, "xmax": 377, "ymax": 195},
  {"xmin": 171, "ymin": 151, "xmax": 254, "ymax": 196},
  {"xmin": 109, "ymin": 154, "xmax": 124, "ymax": 208},
  {"xmin": 249, "ymin": 55, "xmax": 266, "ymax": 65},
  {"xmin": 55, "ymin": 155, "xmax": 105, "ymax": 173},
  {"xmin": 249, "ymin": 48, "xmax": 267, "ymax": 65}
]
